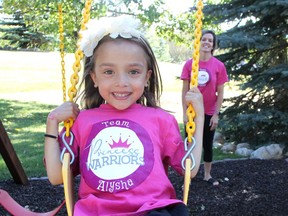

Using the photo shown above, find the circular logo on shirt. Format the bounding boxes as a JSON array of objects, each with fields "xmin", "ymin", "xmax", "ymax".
[
  {"xmin": 198, "ymin": 69, "xmax": 210, "ymax": 86},
  {"xmin": 81, "ymin": 119, "xmax": 154, "ymax": 193}
]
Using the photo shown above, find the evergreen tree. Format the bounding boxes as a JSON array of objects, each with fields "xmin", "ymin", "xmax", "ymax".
[
  {"xmin": 203, "ymin": 0, "xmax": 288, "ymax": 147},
  {"xmin": 0, "ymin": 10, "xmax": 50, "ymax": 50}
]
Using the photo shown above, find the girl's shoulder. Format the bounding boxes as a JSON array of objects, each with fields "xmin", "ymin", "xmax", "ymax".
[
  {"xmin": 75, "ymin": 108, "xmax": 99, "ymax": 121},
  {"xmin": 184, "ymin": 58, "xmax": 193, "ymax": 65},
  {"xmin": 144, "ymin": 106, "xmax": 176, "ymax": 120},
  {"xmin": 77, "ymin": 105, "xmax": 176, "ymax": 121}
]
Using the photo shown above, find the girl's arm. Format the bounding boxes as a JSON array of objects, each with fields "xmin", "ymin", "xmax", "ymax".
[
  {"xmin": 44, "ymin": 102, "xmax": 80, "ymax": 185},
  {"xmin": 184, "ymin": 87, "xmax": 204, "ymax": 178}
]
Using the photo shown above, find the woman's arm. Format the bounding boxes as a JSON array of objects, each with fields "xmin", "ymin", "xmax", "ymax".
[{"xmin": 210, "ymin": 84, "xmax": 224, "ymax": 131}]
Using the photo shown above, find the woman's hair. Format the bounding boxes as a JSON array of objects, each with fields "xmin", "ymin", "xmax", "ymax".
[
  {"xmin": 201, "ymin": 30, "xmax": 217, "ymax": 55},
  {"xmin": 77, "ymin": 35, "xmax": 163, "ymax": 109}
]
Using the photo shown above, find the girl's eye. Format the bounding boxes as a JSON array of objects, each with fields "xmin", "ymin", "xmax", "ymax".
[
  {"xmin": 104, "ymin": 70, "xmax": 113, "ymax": 75},
  {"xmin": 129, "ymin": 70, "xmax": 140, "ymax": 75}
]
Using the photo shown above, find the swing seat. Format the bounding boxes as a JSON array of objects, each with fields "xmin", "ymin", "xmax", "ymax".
[{"xmin": 0, "ymin": 189, "xmax": 65, "ymax": 216}]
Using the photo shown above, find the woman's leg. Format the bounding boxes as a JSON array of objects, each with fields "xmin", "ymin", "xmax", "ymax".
[{"xmin": 203, "ymin": 115, "xmax": 219, "ymax": 185}]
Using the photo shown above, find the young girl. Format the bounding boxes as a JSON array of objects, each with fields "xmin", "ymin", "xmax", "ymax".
[{"xmin": 45, "ymin": 16, "xmax": 204, "ymax": 216}]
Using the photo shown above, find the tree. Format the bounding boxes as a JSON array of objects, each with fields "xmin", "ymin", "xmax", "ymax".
[
  {"xmin": 154, "ymin": 1, "xmax": 221, "ymax": 62},
  {"xmin": 202, "ymin": 0, "xmax": 288, "ymax": 147},
  {"xmin": 0, "ymin": 10, "xmax": 50, "ymax": 50},
  {"xmin": 2, "ymin": 0, "xmax": 165, "ymax": 52},
  {"xmin": 155, "ymin": 0, "xmax": 288, "ymax": 148}
]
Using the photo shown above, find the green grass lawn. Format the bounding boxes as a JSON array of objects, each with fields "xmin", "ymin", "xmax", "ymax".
[
  {"xmin": 0, "ymin": 50, "xmax": 242, "ymax": 181},
  {"xmin": 0, "ymin": 99, "xmax": 55, "ymax": 180}
]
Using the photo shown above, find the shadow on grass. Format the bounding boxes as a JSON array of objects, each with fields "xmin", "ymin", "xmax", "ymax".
[{"xmin": 0, "ymin": 99, "xmax": 56, "ymax": 180}]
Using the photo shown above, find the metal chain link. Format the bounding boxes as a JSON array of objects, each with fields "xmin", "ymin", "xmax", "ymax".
[
  {"xmin": 186, "ymin": 0, "xmax": 204, "ymax": 143},
  {"xmin": 183, "ymin": 0, "xmax": 203, "ymax": 169},
  {"xmin": 183, "ymin": 0, "xmax": 204, "ymax": 205},
  {"xmin": 63, "ymin": 0, "xmax": 92, "ymax": 137},
  {"xmin": 58, "ymin": 3, "xmax": 66, "ymax": 102},
  {"xmin": 58, "ymin": 0, "xmax": 92, "ymax": 164}
]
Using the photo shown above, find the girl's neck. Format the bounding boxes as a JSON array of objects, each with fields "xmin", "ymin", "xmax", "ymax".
[{"xmin": 200, "ymin": 52, "xmax": 213, "ymax": 62}]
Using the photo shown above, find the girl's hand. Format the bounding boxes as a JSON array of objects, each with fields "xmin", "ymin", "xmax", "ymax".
[
  {"xmin": 183, "ymin": 115, "xmax": 188, "ymax": 125},
  {"xmin": 185, "ymin": 87, "xmax": 204, "ymax": 116},
  {"xmin": 48, "ymin": 102, "xmax": 80, "ymax": 123}
]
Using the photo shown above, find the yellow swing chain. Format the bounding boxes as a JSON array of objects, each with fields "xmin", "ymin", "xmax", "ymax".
[
  {"xmin": 58, "ymin": 2, "xmax": 67, "ymax": 102},
  {"xmin": 57, "ymin": 0, "xmax": 93, "ymax": 164},
  {"xmin": 182, "ymin": 0, "xmax": 204, "ymax": 205},
  {"xmin": 64, "ymin": 0, "xmax": 92, "ymax": 136}
]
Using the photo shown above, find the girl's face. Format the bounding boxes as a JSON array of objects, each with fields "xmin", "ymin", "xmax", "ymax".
[
  {"xmin": 200, "ymin": 33, "xmax": 214, "ymax": 54},
  {"xmin": 90, "ymin": 39, "xmax": 152, "ymax": 110}
]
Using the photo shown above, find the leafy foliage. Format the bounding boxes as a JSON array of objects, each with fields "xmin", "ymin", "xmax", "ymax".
[
  {"xmin": 1, "ymin": 0, "xmax": 165, "ymax": 52},
  {"xmin": 204, "ymin": 0, "xmax": 288, "ymax": 147},
  {"xmin": 155, "ymin": 0, "xmax": 288, "ymax": 147}
]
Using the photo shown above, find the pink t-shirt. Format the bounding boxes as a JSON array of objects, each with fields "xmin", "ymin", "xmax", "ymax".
[
  {"xmin": 59, "ymin": 104, "xmax": 186, "ymax": 216},
  {"xmin": 181, "ymin": 57, "xmax": 229, "ymax": 115}
]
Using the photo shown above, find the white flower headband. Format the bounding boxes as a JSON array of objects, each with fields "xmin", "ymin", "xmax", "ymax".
[{"xmin": 79, "ymin": 15, "xmax": 142, "ymax": 57}]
